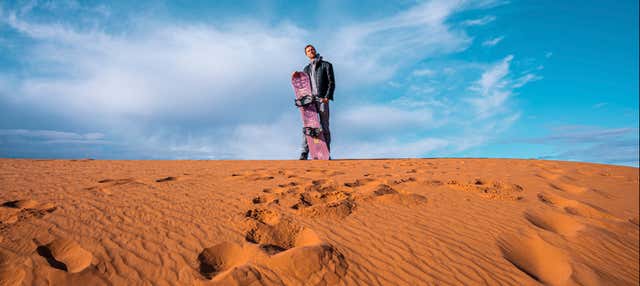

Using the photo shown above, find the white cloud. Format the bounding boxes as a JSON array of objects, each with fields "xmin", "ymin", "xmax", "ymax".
[
  {"xmin": 467, "ymin": 55, "xmax": 538, "ymax": 119},
  {"xmin": 412, "ymin": 68, "xmax": 436, "ymax": 77},
  {"xmin": 474, "ymin": 54, "xmax": 513, "ymax": 97},
  {"xmin": 482, "ymin": 36, "xmax": 504, "ymax": 47},
  {"xmin": 462, "ymin": 15, "xmax": 496, "ymax": 26},
  {"xmin": 512, "ymin": 73, "xmax": 541, "ymax": 88}
]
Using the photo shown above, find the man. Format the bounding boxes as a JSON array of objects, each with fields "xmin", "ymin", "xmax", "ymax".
[{"xmin": 300, "ymin": 44, "xmax": 335, "ymax": 160}]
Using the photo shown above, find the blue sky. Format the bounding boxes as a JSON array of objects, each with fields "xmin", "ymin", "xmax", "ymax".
[{"xmin": 0, "ymin": 0, "xmax": 638, "ymax": 166}]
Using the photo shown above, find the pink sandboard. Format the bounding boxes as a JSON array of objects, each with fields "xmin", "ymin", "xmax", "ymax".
[{"xmin": 291, "ymin": 72, "xmax": 329, "ymax": 160}]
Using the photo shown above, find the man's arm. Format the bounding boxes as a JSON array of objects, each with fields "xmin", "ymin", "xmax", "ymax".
[{"xmin": 325, "ymin": 63, "xmax": 335, "ymax": 101}]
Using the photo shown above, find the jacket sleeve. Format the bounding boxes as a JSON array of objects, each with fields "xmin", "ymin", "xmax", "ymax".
[{"xmin": 325, "ymin": 63, "xmax": 335, "ymax": 101}]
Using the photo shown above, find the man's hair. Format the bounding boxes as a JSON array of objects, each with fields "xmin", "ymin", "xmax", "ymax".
[{"xmin": 305, "ymin": 44, "xmax": 315, "ymax": 52}]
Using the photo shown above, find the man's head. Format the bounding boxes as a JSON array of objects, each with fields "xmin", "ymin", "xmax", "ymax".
[{"xmin": 305, "ymin": 44, "xmax": 317, "ymax": 60}]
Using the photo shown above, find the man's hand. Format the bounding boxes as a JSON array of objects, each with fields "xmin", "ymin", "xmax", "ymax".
[{"xmin": 321, "ymin": 98, "xmax": 329, "ymax": 103}]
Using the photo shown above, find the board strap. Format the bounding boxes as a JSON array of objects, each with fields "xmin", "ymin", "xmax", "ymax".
[
  {"xmin": 294, "ymin": 95, "xmax": 317, "ymax": 107},
  {"xmin": 303, "ymin": 127, "xmax": 323, "ymax": 138}
]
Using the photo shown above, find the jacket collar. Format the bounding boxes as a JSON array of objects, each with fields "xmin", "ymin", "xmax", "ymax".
[{"xmin": 311, "ymin": 55, "xmax": 323, "ymax": 66}]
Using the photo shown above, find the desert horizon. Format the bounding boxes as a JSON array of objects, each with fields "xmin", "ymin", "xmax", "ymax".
[{"xmin": 1, "ymin": 158, "xmax": 638, "ymax": 285}]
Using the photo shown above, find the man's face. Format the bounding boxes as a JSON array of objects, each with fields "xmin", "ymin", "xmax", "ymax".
[{"xmin": 305, "ymin": 46, "xmax": 317, "ymax": 60}]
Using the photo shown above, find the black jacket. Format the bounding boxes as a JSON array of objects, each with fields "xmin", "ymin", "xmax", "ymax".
[{"xmin": 303, "ymin": 58, "xmax": 335, "ymax": 101}]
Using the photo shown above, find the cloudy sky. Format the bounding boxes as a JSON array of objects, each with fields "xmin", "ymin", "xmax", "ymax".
[{"xmin": 0, "ymin": 0, "xmax": 638, "ymax": 166}]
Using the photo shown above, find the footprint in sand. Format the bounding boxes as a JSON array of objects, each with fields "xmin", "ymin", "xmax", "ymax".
[
  {"xmin": 1, "ymin": 199, "xmax": 57, "ymax": 227},
  {"xmin": 245, "ymin": 208, "xmax": 281, "ymax": 225},
  {"xmin": 97, "ymin": 178, "xmax": 138, "ymax": 185},
  {"xmin": 0, "ymin": 249, "xmax": 26, "ymax": 286},
  {"xmin": 84, "ymin": 186, "xmax": 113, "ymax": 195},
  {"xmin": 498, "ymin": 230, "xmax": 572, "ymax": 286},
  {"xmin": 365, "ymin": 184, "xmax": 427, "ymax": 205},
  {"xmin": 227, "ymin": 171, "xmax": 275, "ymax": 181},
  {"xmin": 251, "ymin": 193, "xmax": 280, "ymax": 205},
  {"xmin": 259, "ymin": 179, "xmax": 356, "ymax": 219},
  {"xmin": 390, "ymin": 177, "xmax": 417, "ymax": 185},
  {"xmin": 292, "ymin": 189, "xmax": 356, "ymax": 219},
  {"xmin": 198, "ymin": 212, "xmax": 348, "ymax": 285},
  {"xmin": 198, "ymin": 242, "xmax": 247, "ymax": 280},
  {"xmin": 1, "ymin": 199, "xmax": 38, "ymax": 209},
  {"xmin": 425, "ymin": 180, "xmax": 445, "ymax": 186},
  {"xmin": 446, "ymin": 179, "xmax": 524, "ymax": 201},
  {"xmin": 0, "ymin": 208, "xmax": 20, "ymax": 227},
  {"xmin": 343, "ymin": 178, "xmax": 376, "ymax": 188},
  {"xmin": 38, "ymin": 238, "xmax": 93, "ymax": 273},
  {"xmin": 547, "ymin": 182, "xmax": 612, "ymax": 198},
  {"xmin": 89, "ymin": 178, "xmax": 147, "ymax": 193},
  {"xmin": 277, "ymin": 181, "xmax": 300, "ymax": 188},
  {"xmin": 252, "ymin": 182, "xmax": 305, "ymax": 206},
  {"xmin": 535, "ymin": 171, "xmax": 563, "ymax": 181},
  {"xmin": 548, "ymin": 182, "xmax": 589, "ymax": 194},
  {"xmin": 155, "ymin": 176, "xmax": 178, "ymax": 182},
  {"xmin": 244, "ymin": 214, "xmax": 323, "ymax": 250},
  {"xmin": 536, "ymin": 192, "xmax": 621, "ymax": 221},
  {"xmin": 155, "ymin": 173, "xmax": 193, "ymax": 183},
  {"xmin": 524, "ymin": 209, "xmax": 585, "ymax": 237},
  {"xmin": 343, "ymin": 178, "xmax": 427, "ymax": 205},
  {"xmin": 304, "ymin": 179, "xmax": 339, "ymax": 193}
]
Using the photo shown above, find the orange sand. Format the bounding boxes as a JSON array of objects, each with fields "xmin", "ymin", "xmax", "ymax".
[{"xmin": 0, "ymin": 158, "xmax": 638, "ymax": 285}]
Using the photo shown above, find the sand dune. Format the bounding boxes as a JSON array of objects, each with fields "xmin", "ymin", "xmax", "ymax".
[{"xmin": 0, "ymin": 158, "xmax": 637, "ymax": 285}]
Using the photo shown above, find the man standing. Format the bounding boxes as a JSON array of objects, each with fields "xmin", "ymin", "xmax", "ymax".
[{"xmin": 300, "ymin": 44, "xmax": 335, "ymax": 160}]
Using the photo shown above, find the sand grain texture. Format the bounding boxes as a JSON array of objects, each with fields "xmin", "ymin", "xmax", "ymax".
[{"xmin": 0, "ymin": 158, "xmax": 637, "ymax": 285}]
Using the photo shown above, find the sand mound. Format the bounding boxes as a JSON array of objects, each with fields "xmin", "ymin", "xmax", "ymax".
[
  {"xmin": 524, "ymin": 208, "xmax": 585, "ymax": 236},
  {"xmin": 208, "ymin": 264, "xmax": 271, "ymax": 286},
  {"xmin": 245, "ymin": 216, "xmax": 321, "ymax": 249},
  {"xmin": 498, "ymin": 231, "xmax": 572, "ymax": 285},
  {"xmin": 198, "ymin": 242, "xmax": 246, "ymax": 280},
  {"xmin": 268, "ymin": 243, "xmax": 348, "ymax": 285},
  {"xmin": 41, "ymin": 238, "xmax": 93, "ymax": 273}
]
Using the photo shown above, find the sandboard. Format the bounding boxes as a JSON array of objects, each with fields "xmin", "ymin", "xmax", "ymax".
[{"xmin": 291, "ymin": 72, "xmax": 329, "ymax": 160}]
